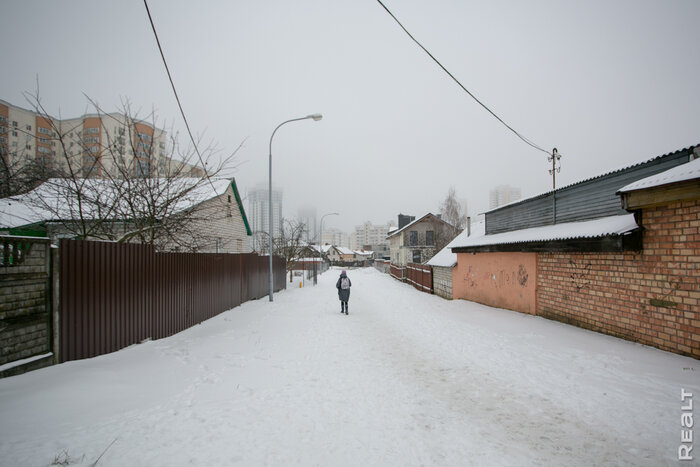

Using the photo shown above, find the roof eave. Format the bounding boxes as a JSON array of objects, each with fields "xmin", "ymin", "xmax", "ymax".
[
  {"xmin": 452, "ymin": 230, "xmax": 643, "ymax": 254},
  {"xmin": 619, "ymin": 179, "xmax": 700, "ymax": 210},
  {"xmin": 231, "ymin": 178, "xmax": 252, "ymax": 236}
]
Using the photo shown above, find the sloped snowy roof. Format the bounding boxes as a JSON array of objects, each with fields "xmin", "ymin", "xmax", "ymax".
[
  {"xmin": 618, "ymin": 157, "xmax": 700, "ymax": 193},
  {"xmin": 0, "ymin": 178, "xmax": 232, "ymax": 229},
  {"xmin": 386, "ymin": 213, "xmax": 452, "ymax": 239},
  {"xmin": 426, "ymin": 221, "xmax": 486, "ymax": 267},
  {"xmin": 354, "ymin": 249, "xmax": 373, "ymax": 256},
  {"xmin": 332, "ymin": 246, "xmax": 354, "ymax": 255},
  {"xmin": 450, "ymin": 214, "xmax": 638, "ymax": 250}
]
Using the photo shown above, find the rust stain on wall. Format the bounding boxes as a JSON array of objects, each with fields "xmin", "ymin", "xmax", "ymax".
[{"xmin": 454, "ymin": 252, "xmax": 537, "ymax": 314}]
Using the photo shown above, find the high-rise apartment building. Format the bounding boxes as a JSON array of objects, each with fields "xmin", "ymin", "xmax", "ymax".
[
  {"xmin": 297, "ymin": 205, "xmax": 317, "ymax": 243},
  {"xmin": 489, "ymin": 185, "xmax": 521, "ymax": 210},
  {"xmin": 351, "ymin": 221, "xmax": 396, "ymax": 250},
  {"xmin": 0, "ymin": 99, "xmax": 202, "ymax": 181},
  {"xmin": 247, "ymin": 184, "xmax": 283, "ymax": 251},
  {"xmin": 322, "ymin": 228, "xmax": 349, "ymax": 249}
]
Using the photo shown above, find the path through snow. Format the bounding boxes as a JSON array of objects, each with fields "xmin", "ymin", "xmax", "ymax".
[{"xmin": 0, "ymin": 267, "xmax": 697, "ymax": 466}]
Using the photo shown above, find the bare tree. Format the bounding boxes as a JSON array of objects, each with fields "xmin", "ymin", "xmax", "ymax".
[
  {"xmin": 0, "ymin": 137, "xmax": 59, "ymax": 197},
  {"xmin": 433, "ymin": 221, "xmax": 459, "ymax": 256},
  {"xmin": 11, "ymin": 92, "xmax": 242, "ymax": 252},
  {"xmin": 275, "ymin": 219, "xmax": 310, "ymax": 272},
  {"xmin": 252, "ymin": 218, "xmax": 310, "ymax": 271},
  {"xmin": 439, "ymin": 186, "xmax": 468, "ymax": 231}
]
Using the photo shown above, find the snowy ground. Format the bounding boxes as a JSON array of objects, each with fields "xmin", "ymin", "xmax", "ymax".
[{"xmin": 0, "ymin": 267, "xmax": 697, "ymax": 466}]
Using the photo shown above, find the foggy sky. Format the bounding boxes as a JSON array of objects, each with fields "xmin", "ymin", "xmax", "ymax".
[{"xmin": 1, "ymin": 0, "xmax": 698, "ymax": 233}]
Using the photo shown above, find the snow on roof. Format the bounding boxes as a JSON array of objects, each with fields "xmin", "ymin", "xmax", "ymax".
[
  {"xmin": 426, "ymin": 221, "xmax": 486, "ymax": 267},
  {"xmin": 386, "ymin": 213, "xmax": 449, "ymax": 238},
  {"xmin": 450, "ymin": 214, "xmax": 639, "ymax": 250},
  {"xmin": 354, "ymin": 250, "xmax": 373, "ymax": 256},
  {"xmin": 305, "ymin": 243, "xmax": 322, "ymax": 253},
  {"xmin": 333, "ymin": 246, "xmax": 354, "ymax": 255},
  {"xmin": 0, "ymin": 178, "xmax": 231, "ymax": 229},
  {"xmin": 618, "ymin": 157, "xmax": 700, "ymax": 193}
]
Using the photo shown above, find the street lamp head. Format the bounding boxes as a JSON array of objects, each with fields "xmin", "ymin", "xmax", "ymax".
[{"xmin": 308, "ymin": 113, "xmax": 323, "ymax": 121}]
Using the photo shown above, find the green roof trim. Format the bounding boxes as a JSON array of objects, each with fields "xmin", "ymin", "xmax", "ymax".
[
  {"xmin": 8, "ymin": 223, "xmax": 48, "ymax": 238},
  {"xmin": 231, "ymin": 178, "xmax": 252, "ymax": 236}
]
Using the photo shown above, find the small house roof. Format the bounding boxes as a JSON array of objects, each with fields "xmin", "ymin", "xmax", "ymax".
[
  {"xmin": 618, "ymin": 157, "xmax": 700, "ymax": 193},
  {"xmin": 0, "ymin": 177, "xmax": 251, "ymax": 235},
  {"xmin": 386, "ymin": 213, "xmax": 452, "ymax": 239},
  {"xmin": 354, "ymin": 249, "xmax": 373, "ymax": 256}
]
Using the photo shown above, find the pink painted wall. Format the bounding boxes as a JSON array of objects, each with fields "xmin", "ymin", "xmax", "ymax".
[{"xmin": 453, "ymin": 252, "xmax": 537, "ymax": 314}]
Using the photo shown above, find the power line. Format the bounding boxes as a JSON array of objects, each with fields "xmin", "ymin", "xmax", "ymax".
[
  {"xmin": 375, "ymin": 0, "xmax": 551, "ymax": 156},
  {"xmin": 142, "ymin": 0, "xmax": 211, "ymax": 175}
]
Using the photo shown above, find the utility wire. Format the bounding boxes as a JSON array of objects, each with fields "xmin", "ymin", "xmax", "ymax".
[
  {"xmin": 376, "ymin": 0, "xmax": 551, "ymax": 156},
  {"xmin": 143, "ymin": 0, "xmax": 212, "ymax": 177}
]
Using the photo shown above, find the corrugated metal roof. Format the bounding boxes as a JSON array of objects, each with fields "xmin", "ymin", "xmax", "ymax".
[
  {"xmin": 484, "ymin": 145, "xmax": 694, "ymax": 235},
  {"xmin": 618, "ymin": 157, "xmax": 700, "ymax": 193},
  {"xmin": 485, "ymin": 144, "xmax": 698, "ymax": 215},
  {"xmin": 450, "ymin": 214, "xmax": 638, "ymax": 249}
]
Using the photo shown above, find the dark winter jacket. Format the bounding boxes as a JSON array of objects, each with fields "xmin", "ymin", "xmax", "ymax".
[{"xmin": 336, "ymin": 273, "xmax": 351, "ymax": 302}]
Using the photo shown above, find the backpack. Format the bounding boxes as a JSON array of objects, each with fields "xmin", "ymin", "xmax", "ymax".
[{"xmin": 340, "ymin": 277, "xmax": 350, "ymax": 290}]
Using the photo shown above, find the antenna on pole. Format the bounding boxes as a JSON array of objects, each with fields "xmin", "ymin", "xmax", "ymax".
[{"xmin": 548, "ymin": 148, "xmax": 561, "ymax": 189}]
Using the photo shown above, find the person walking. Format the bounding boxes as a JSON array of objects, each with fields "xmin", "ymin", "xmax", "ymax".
[{"xmin": 336, "ymin": 270, "xmax": 351, "ymax": 315}]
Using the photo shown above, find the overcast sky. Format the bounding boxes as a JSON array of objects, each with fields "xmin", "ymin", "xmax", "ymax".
[{"xmin": 2, "ymin": 1, "xmax": 698, "ymax": 233}]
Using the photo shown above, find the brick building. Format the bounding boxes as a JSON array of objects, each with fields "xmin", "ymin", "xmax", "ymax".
[{"xmin": 451, "ymin": 145, "xmax": 699, "ymax": 358}]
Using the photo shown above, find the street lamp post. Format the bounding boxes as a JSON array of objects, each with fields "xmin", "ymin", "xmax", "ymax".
[
  {"xmin": 268, "ymin": 114, "xmax": 322, "ymax": 302},
  {"xmin": 317, "ymin": 212, "xmax": 339, "ymax": 284}
]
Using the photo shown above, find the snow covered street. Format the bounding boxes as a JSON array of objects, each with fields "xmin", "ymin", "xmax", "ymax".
[{"xmin": 0, "ymin": 267, "xmax": 697, "ymax": 466}]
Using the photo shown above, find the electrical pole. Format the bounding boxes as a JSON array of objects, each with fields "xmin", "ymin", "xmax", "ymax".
[{"xmin": 548, "ymin": 148, "xmax": 561, "ymax": 189}]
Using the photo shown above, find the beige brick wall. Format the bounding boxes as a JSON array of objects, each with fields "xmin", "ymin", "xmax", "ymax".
[
  {"xmin": 433, "ymin": 266, "xmax": 453, "ymax": 300},
  {"xmin": 537, "ymin": 200, "xmax": 700, "ymax": 358},
  {"xmin": 185, "ymin": 184, "xmax": 251, "ymax": 253}
]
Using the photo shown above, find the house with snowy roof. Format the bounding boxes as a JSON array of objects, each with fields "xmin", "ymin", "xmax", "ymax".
[
  {"xmin": 326, "ymin": 245, "xmax": 355, "ymax": 264},
  {"xmin": 0, "ymin": 177, "xmax": 252, "ymax": 254},
  {"xmin": 387, "ymin": 213, "xmax": 459, "ymax": 268},
  {"xmin": 354, "ymin": 249, "xmax": 374, "ymax": 260},
  {"xmin": 449, "ymin": 144, "xmax": 699, "ymax": 358}
]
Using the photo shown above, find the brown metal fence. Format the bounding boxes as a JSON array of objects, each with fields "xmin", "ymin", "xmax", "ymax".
[
  {"xmin": 406, "ymin": 263, "xmax": 433, "ymax": 294},
  {"xmin": 58, "ymin": 239, "xmax": 286, "ymax": 362},
  {"xmin": 390, "ymin": 263, "xmax": 405, "ymax": 282}
]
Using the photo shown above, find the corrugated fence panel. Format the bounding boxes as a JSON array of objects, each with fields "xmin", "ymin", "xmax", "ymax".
[
  {"xmin": 59, "ymin": 239, "xmax": 286, "ymax": 362},
  {"xmin": 406, "ymin": 263, "xmax": 433, "ymax": 294},
  {"xmin": 390, "ymin": 263, "xmax": 406, "ymax": 282}
]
